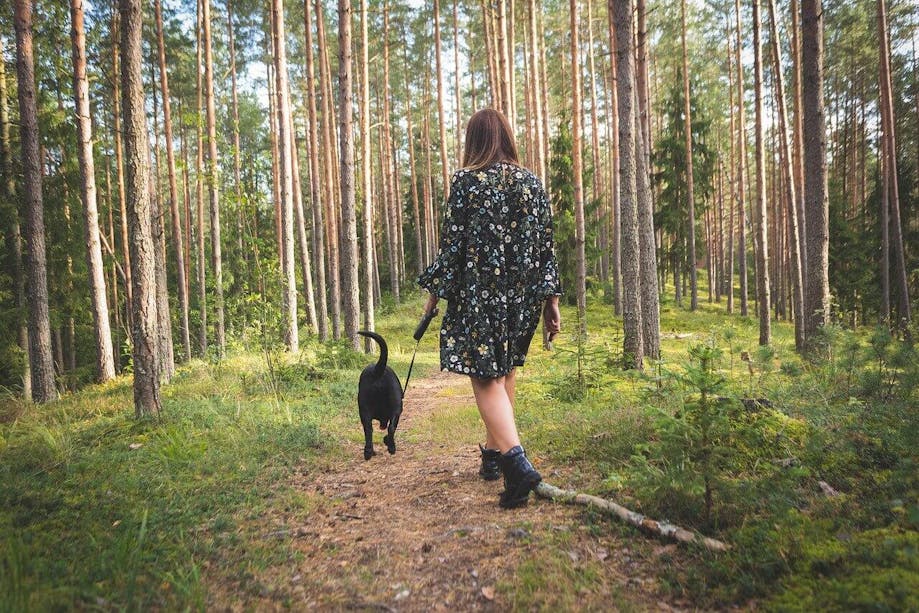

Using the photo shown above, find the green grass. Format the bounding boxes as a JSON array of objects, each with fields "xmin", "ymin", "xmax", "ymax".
[{"xmin": 1, "ymin": 288, "xmax": 916, "ymax": 611}]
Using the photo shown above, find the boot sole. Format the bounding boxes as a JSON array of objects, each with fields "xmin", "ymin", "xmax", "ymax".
[{"xmin": 499, "ymin": 473, "xmax": 542, "ymax": 509}]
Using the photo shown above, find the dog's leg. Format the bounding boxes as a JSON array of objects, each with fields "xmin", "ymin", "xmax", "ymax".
[
  {"xmin": 362, "ymin": 416, "xmax": 376, "ymax": 460},
  {"xmin": 383, "ymin": 411, "xmax": 400, "ymax": 455}
]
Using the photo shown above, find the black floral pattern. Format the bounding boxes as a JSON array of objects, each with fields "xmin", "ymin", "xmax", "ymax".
[{"xmin": 418, "ymin": 161, "xmax": 562, "ymax": 379}]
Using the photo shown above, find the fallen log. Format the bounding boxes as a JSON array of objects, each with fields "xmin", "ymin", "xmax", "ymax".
[{"xmin": 534, "ymin": 482, "xmax": 729, "ymax": 552}]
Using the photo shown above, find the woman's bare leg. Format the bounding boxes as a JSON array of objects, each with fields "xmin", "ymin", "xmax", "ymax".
[
  {"xmin": 471, "ymin": 375, "xmax": 521, "ymax": 453},
  {"xmin": 484, "ymin": 368, "xmax": 517, "ymax": 450}
]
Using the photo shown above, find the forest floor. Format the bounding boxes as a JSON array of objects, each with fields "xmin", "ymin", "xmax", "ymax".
[
  {"xmin": 1, "ymin": 295, "xmax": 916, "ymax": 611},
  {"xmin": 209, "ymin": 369, "xmax": 674, "ymax": 612}
]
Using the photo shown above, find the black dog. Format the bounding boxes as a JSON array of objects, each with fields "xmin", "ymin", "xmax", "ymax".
[{"xmin": 356, "ymin": 331, "xmax": 403, "ymax": 460}]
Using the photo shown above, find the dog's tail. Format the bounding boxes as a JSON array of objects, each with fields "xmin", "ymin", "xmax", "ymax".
[{"xmin": 357, "ymin": 330, "xmax": 388, "ymax": 375}]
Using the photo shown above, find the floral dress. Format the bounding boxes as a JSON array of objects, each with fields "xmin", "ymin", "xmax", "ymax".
[{"xmin": 418, "ymin": 161, "xmax": 562, "ymax": 379}]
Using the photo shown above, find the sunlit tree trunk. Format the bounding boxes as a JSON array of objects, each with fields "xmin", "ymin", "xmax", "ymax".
[
  {"xmin": 70, "ymin": 0, "xmax": 116, "ymax": 382},
  {"xmin": 434, "ymin": 0, "xmax": 451, "ymax": 202},
  {"xmin": 120, "ymin": 0, "xmax": 160, "ymax": 416},
  {"xmin": 876, "ymin": 0, "xmax": 910, "ymax": 330},
  {"xmin": 202, "ymin": 0, "xmax": 225, "ymax": 356},
  {"xmin": 802, "ymin": 0, "xmax": 831, "ymax": 345},
  {"xmin": 734, "ymin": 0, "xmax": 749, "ymax": 317},
  {"xmin": 570, "ymin": 0, "xmax": 587, "ymax": 336},
  {"xmin": 303, "ymin": 0, "xmax": 329, "ymax": 341},
  {"xmin": 112, "ymin": 8, "xmax": 133, "ymax": 334},
  {"xmin": 752, "ymin": 0, "xmax": 771, "ymax": 346},
  {"xmin": 613, "ymin": 0, "xmax": 643, "ymax": 369},
  {"xmin": 767, "ymin": 0, "xmax": 804, "ymax": 350},
  {"xmin": 635, "ymin": 90, "xmax": 660, "ymax": 359},
  {"xmin": 271, "ymin": 0, "xmax": 300, "ymax": 352},
  {"xmin": 195, "ymin": 0, "xmax": 207, "ymax": 356},
  {"xmin": 339, "ymin": 0, "xmax": 360, "ymax": 349},
  {"xmin": 360, "ymin": 0, "xmax": 374, "ymax": 350},
  {"xmin": 606, "ymin": 8, "xmax": 622, "ymax": 315}
]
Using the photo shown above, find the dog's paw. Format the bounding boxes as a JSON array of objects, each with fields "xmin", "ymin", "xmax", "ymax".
[
  {"xmin": 383, "ymin": 435, "xmax": 396, "ymax": 454},
  {"xmin": 364, "ymin": 448, "xmax": 376, "ymax": 460}
]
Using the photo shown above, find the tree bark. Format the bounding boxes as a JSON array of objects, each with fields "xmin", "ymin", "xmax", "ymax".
[
  {"xmin": 195, "ymin": 0, "xmax": 207, "ymax": 356},
  {"xmin": 360, "ymin": 0, "xmax": 375, "ymax": 350},
  {"xmin": 434, "ymin": 0, "xmax": 451, "ymax": 201},
  {"xmin": 571, "ymin": 0, "xmax": 587, "ymax": 338},
  {"xmin": 14, "ymin": 0, "xmax": 57, "ymax": 403},
  {"xmin": 339, "ymin": 0, "xmax": 361, "ymax": 349},
  {"xmin": 734, "ymin": 0, "xmax": 749, "ymax": 317},
  {"xmin": 152, "ymin": 0, "xmax": 190, "ymax": 362},
  {"xmin": 120, "ymin": 0, "xmax": 161, "ymax": 417},
  {"xmin": 876, "ymin": 0, "xmax": 910, "ymax": 330},
  {"xmin": 202, "ymin": 0, "xmax": 225, "ymax": 356},
  {"xmin": 1, "ymin": 38, "xmax": 31, "ymax": 397},
  {"xmin": 606, "ymin": 8, "xmax": 622, "ymax": 315},
  {"xmin": 680, "ymin": 0, "xmax": 698, "ymax": 311},
  {"xmin": 613, "ymin": 0, "xmax": 643, "ymax": 369},
  {"xmin": 752, "ymin": 0, "xmax": 771, "ymax": 346},
  {"xmin": 303, "ymin": 0, "xmax": 329, "ymax": 341},
  {"xmin": 271, "ymin": 0, "xmax": 300, "ymax": 353},
  {"xmin": 70, "ymin": 0, "xmax": 116, "ymax": 382},
  {"xmin": 112, "ymin": 8, "xmax": 133, "ymax": 334},
  {"xmin": 635, "ymin": 89, "xmax": 660, "ymax": 359},
  {"xmin": 767, "ymin": 0, "xmax": 805, "ymax": 351},
  {"xmin": 802, "ymin": 0, "xmax": 831, "ymax": 345}
]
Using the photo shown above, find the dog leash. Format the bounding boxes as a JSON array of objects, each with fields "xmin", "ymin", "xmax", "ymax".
[{"xmin": 402, "ymin": 307, "xmax": 438, "ymax": 398}]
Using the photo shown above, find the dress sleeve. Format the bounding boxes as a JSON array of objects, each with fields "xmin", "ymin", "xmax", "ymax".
[
  {"xmin": 418, "ymin": 171, "xmax": 467, "ymax": 300},
  {"xmin": 535, "ymin": 185, "xmax": 563, "ymax": 298}
]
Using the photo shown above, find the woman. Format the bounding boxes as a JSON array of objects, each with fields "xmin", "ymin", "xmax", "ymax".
[{"xmin": 418, "ymin": 109, "xmax": 562, "ymax": 509}]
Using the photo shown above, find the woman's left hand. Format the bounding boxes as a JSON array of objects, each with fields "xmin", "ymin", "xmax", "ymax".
[{"xmin": 424, "ymin": 293, "xmax": 439, "ymax": 315}]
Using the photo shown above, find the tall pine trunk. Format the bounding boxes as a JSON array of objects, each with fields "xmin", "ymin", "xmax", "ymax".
[
  {"xmin": 153, "ymin": 0, "xmax": 191, "ymax": 362},
  {"xmin": 339, "ymin": 0, "xmax": 360, "ymax": 349},
  {"xmin": 360, "ymin": 0, "xmax": 374, "ymax": 350},
  {"xmin": 613, "ymin": 0, "xmax": 643, "ymax": 369},
  {"xmin": 734, "ymin": 0, "xmax": 749, "ymax": 317},
  {"xmin": 14, "ymin": 0, "xmax": 57, "ymax": 403},
  {"xmin": 202, "ymin": 0, "xmax": 225, "ymax": 356},
  {"xmin": 802, "ymin": 0, "xmax": 831, "ymax": 346},
  {"xmin": 752, "ymin": 0, "xmax": 771, "ymax": 346},
  {"xmin": 120, "ymin": 0, "xmax": 161, "ymax": 417},
  {"xmin": 271, "ymin": 0, "xmax": 300, "ymax": 352},
  {"xmin": 70, "ymin": 0, "xmax": 116, "ymax": 382},
  {"xmin": 680, "ymin": 0, "xmax": 698, "ymax": 311},
  {"xmin": 571, "ymin": 0, "xmax": 587, "ymax": 337}
]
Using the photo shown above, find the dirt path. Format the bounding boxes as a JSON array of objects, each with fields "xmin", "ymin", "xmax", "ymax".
[{"xmin": 258, "ymin": 371, "xmax": 677, "ymax": 611}]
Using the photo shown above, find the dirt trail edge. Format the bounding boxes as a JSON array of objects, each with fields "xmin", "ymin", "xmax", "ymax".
[{"xmin": 272, "ymin": 371, "xmax": 680, "ymax": 611}]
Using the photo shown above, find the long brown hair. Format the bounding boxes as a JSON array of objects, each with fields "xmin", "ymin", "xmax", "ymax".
[{"xmin": 461, "ymin": 108, "xmax": 520, "ymax": 171}]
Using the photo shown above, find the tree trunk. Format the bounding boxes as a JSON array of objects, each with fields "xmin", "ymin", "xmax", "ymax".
[
  {"xmin": 570, "ymin": 0, "xmax": 587, "ymax": 337},
  {"xmin": 635, "ymin": 89, "xmax": 660, "ymax": 359},
  {"xmin": 202, "ymin": 0, "xmax": 225, "ymax": 356},
  {"xmin": 606, "ymin": 8, "xmax": 622, "ymax": 315},
  {"xmin": 14, "ymin": 0, "xmax": 57, "ymax": 403},
  {"xmin": 195, "ymin": 0, "xmax": 207, "ymax": 356},
  {"xmin": 790, "ymin": 0, "xmax": 808, "ymax": 292},
  {"xmin": 734, "ymin": 0, "xmax": 749, "ymax": 317},
  {"xmin": 876, "ymin": 0, "xmax": 911, "ymax": 330},
  {"xmin": 317, "ymin": 0, "xmax": 342, "ymax": 340},
  {"xmin": 613, "ymin": 0, "xmax": 643, "ymax": 369},
  {"xmin": 360, "ymin": 0, "xmax": 375, "ymax": 350},
  {"xmin": 112, "ymin": 9, "xmax": 133, "ymax": 335},
  {"xmin": 120, "ymin": 0, "xmax": 161, "ymax": 417},
  {"xmin": 291, "ymin": 123, "xmax": 318, "ymax": 333},
  {"xmin": 752, "ymin": 0, "xmax": 771, "ymax": 346},
  {"xmin": 339, "ymin": 0, "xmax": 361, "ymax": 350},
  {"xmin": 303, "ymin": 0, "xmax": 329, "ymax": 341},
  {"xmin": 228, "ymin": 0, "xmax": 247, "ymax": 324},
  {"xmin": 767, "ymin": 0, "xmax": 805, "ymax": 351},
  {"xmin": 726, "ymin": 24, "xmax": 736, "ymax": 314},
  {"xmin": 680, "ymin": 0, "xmax": 698, "ymax": 311},
  {"xmin": 1, "ymin": 38, "xmax": 31, "ymax": 397},
  {"xmin": 271, "ymin": 0, "xmax": 300, "ymax": 353},
  {"xmin": 802, "ymin": 0, "xmax": 831, "ymax": 346},
  {"xmin": 434, "ymin": 0, "xmax": 451, "ymax": 202},
  {"xmin": 70, "ymin": 0, "xmax": 116, "ymax": 382},
  {"xmin": 152, "ymin": 0, "xmax": 190, "ymax": 362}
]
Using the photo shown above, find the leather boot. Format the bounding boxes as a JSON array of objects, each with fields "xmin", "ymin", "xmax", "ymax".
[
  {"xmin": 479, "ymin": 444, "xmax": 502, "ymax": 481},
  {"xmin": 498, "ymin": 446, "xmax": 542, "ymax": 509}
]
